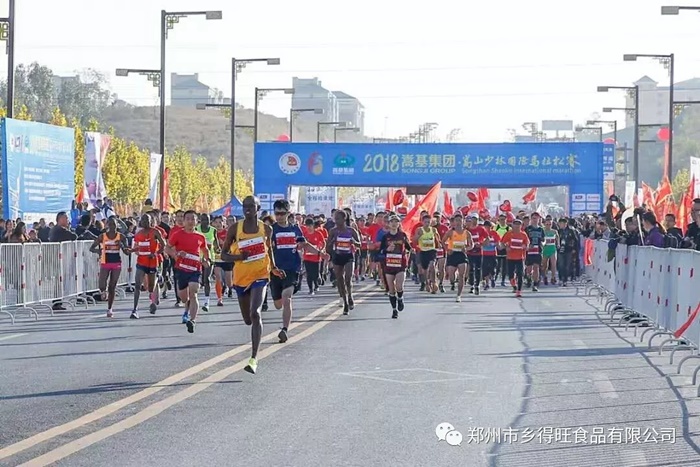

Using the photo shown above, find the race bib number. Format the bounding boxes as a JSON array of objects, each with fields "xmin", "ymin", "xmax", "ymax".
[
  {"xmin": 436, "ymin": 248, "xmax": 445, "ymax": 259},
  {"xmin": 239, "ymin": 236, "xmax": 266, "ymax": 263},
  {"xmin": 275, "ymin": 231, "xmax": 297, "ymax": 250},
  {"xmin": 336, "ymin": 237, "xmax": 352, "ymax": 253},
  {"xmin": 385, "ymin": 253, "xmax": 403, "ymax": 268},
  {"xmin": 453, "ymin": 241, "xmax": 465, "ymax": 250},
  {"xmin": 510, "ymin": 239, "xmax": 523, "ymax": 249}
]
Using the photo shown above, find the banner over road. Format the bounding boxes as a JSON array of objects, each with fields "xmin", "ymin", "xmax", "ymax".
[{"xmin": 254, "ymin": 142, "xmax": 605, "ymax": 215}]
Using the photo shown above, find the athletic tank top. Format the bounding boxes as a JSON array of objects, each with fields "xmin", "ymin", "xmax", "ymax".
[
  {"xmin": 494, "ymin": 224, "xmax": 510, "ymax": 238},
  {"xmin": 196, "ymin": 226, "xmax": 216, "ymax": 260},
  {"xmin": 418, "ymin": 227, "xmax": 436, "ymax": 251},
  {"xmin": 232, "ymin": 221, "xmax": 271, "ymax": 287},
  {"xmin": 335, "ymin": 230, "xmax": 354, "ymax": 255},
  {"xmin": 134, "ymin": 229, "xmax": 158, "ymax": 268},
  {"xmin": 543, "ymin": 230, "xmax": 557, "ymax": 255},
  {"xmin": 447, "ymin": 230, "xmax": 468, "ymax": 253},
  {"xmin": 101, "ymin": 232, "xmax": 122, "ymax": 264}
]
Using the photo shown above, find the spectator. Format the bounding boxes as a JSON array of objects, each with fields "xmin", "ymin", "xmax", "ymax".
[
  {"xmin": 642, "ymin": 212, "xmax": 665, "ymax": 248},
  {"xmin": 684, "ymin": 198, "xmax": 700, "ymax": 251},
  {"xmin": 27, "ymin": 230, "xmax": 40, "ymax": 243},
  {"xmin": 589, "ymin": 220, "xmax": 611, "ymax": 240},
  {"xmin": 76, "ymin": 214, "xmax": 97, "ymax": 241},
  {"xmin": 8, "ymin": 222, "xmax": 29, "ymax": 243},
  {"xmin": 1, "ymin": 220, "xmax": 15, "ymax": 243},
  {"xmin": 49, "ymin": 212, "xmax": 78, "ymax": 243},
  {"xmin": 0, "ymin": 219, "xmax": 5, "ymax": 239},
  {"xmin": 664, "ymin": 213, "xmax": 683, "ymax": 246},
  {"xmin": 37, "ymin": 218, "xmax": 51, "ymax": 242},
  {"xmin": 618, "ymin": 216, "xmax": 643, "ymax": 246},
  {"xmin": 70, "ymin": 200, "xmax": 83, "ymax": 229},
  {"xmin": 142, "ymin": 198, "xmax": 154, "ymax": 213}
]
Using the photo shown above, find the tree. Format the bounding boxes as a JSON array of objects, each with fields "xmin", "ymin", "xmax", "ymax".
[
  {"xmin": 15, "ymin": 104, "xmax": 32, "ymax": 121},
  {"xmin": 58, "ymin": 69, "xmax": 114, "ymax": 125},
  {"xmin": 233, "ymin": 169, "xmax": 253, "ymax": 201},
  {"xmin": 672, "ymin": 168, "xmax": 690, "ymax": 202},
  {"xmin": 72, "ymin": 118, "xmax": 85, "ymax": 196},
  {"xmin": 49, "ymin": 107, "xmax": 68, "ymax": 127},
  {"xmin": 102, "ymin": 134, "xmax": 149, "ymax": 205}
]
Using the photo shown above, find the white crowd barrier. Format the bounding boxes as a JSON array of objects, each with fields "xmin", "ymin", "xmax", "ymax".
[
  {"xmin": 0, "ymin": 240, "xmax": 136, "ymax": 324},
  {"xmin": 587, "ymin": 240, "xmax": 700, "ymax": 350}
]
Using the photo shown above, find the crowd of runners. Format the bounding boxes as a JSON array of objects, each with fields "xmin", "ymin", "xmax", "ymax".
[{"xmin": 88, "ymin": 195, "xmax": 593, "ymax": 375}]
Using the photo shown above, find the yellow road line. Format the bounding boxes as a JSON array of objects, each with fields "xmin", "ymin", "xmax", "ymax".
[
  {"xmin": 0, "ymin": 285, "xmax": 371, "ymax": 462},
  {"xmin": 21, "ymin": 290, "xmax": 378, "ymax": 467}
]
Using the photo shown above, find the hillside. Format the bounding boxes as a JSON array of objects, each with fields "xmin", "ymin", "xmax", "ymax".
[{"xmin": 100, "ymin": 105, "xmax": 367, "ymax": 170}]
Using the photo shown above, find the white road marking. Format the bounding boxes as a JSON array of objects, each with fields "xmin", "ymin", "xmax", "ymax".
[
  {"xmin": 0, "ymin": 333, "xmax": 28, "ymax": 342},
  {"xmin": 592, "ymin": 373, "xmax": 618, "ymax": 399}
]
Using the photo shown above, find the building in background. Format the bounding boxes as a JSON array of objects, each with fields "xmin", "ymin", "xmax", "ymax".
[
  {"xmin": 170, "ymin": 73, "xmax": 225, "ymax": 108},
  {"xmin": 624, "ymin": 75, "xmax": 700, "ymax": 127},
  {"xmin": 291, "ymin": 77, "xmax": 365, "ymax": 135},
  {"xmin": 333, "ymin": 91, "xmax": 365, "ymax": 134}
]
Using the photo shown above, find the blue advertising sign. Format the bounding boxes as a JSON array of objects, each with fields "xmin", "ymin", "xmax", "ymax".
[
  {"xmin": 254, "ymin": 142, "xmax": 604, "ymax": 214},
  {"xmin": 1, "ymin": 118, "xmax": 75, "ymax": 222},
  {"xmin": 602, "ymin": 144, "xmax": 615, "ymax": 182}
]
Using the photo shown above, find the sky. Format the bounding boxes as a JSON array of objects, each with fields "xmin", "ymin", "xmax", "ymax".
[{"xmin": 6, "ymin": 0, "xmax": 700, "ymax": 142}]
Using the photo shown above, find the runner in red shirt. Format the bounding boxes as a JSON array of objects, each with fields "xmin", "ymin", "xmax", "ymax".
[
  {"xmin": 302, "ymin": 218, "xmax": 328, "ymax": 294},
  {"xmin": 166, "ymin": 210, "xmax": 211, "ymax": 333},
  {"xmin": 466, "ymin": 216, "xmax": 488, "ymax": 295},
  {"xmin": 356, "ymin": 217, "xmax": 371, "ymax": 281},
  {"xmin": 432, "ymin": 212, "xmax": 449, "ymax": 293},
  {"xmin": 132, "ymin": 213, "xmax": 165, "ymax": 318},
  {"xmin": 168, "ymin": 210, "xmax": 186, "ymax": 307},
  {"xmin": 501, "ymin": 219, "xmax": 530, "ymax": 297}
]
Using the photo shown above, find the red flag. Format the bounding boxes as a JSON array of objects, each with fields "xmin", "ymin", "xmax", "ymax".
[
  {"xmin": 522, "ymin": 187, "xmax": 537, "ymax": 204},
  {"xmin": 678, "ymin": 176, "xmax": 695, "ymax": 227},
  {"xmin": 654, "ymin": 176, "xmax": 673, "ymax": 219},
  {"xmin": 401, "ymin": 182, "xmax": 442, "ymax": 233},
  {"xmin": 385, "ymin": 189, "xmax": 394, "ymax": 210},
  {"xmin": 478, "ymin": 187, "xmax": 490, "ymax": 203},
  {"xmin": 443, "ymin": 191, "xmax": 454, "ymax": 216},
  {"xmin": 642, "ymin": 182, "xmax": 655, "ymax": 209}
]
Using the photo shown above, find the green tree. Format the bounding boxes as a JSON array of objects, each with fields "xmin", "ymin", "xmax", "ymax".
[
  {"xmin": 72, "ymin": 118, "xmax": 85, "ymax": 196},
  {"xmin": 102, "ymin": 134, "xmax": 149, "ymax": 205},
  {"xmin": 15, "ymin": 104, "xmax": 32, "ymax": 121},
  {"xmin": 49, "ymin": 107, "xmax": 68, "ymax": 127},
  {"xmin": 672, "ymin": 168, "xmax": 690, "ymax": 202}
]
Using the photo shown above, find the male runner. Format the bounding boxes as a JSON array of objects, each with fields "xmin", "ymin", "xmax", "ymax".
[
  {"xmin": 169, "ymin": 210, "xmax": 186, "ymax": 308},
  {"xmin": 466, "ymin": 216, "xmax": 488, "ymax": 295},
  {"xmin": 132, "ymin": 213, "xmax": 165, "ymax": 316},
  {"xmin": 501, "ymin": 219, "xmax": 530, "ymax": 297},
  {"xmin": 196, "ymin": 213, "xmax": 218, "ymax": 311},
  {"xmin": 270, "ymin": 199, "xmax": 323, "ymax": 343},
  {"xmin": 525, "ymin": 213, "xmax": 545, "ymax": 292},
  {"xmin": 166, "ymin": 210, "xmax": 210, "ymax": 333},
  {"xmin": 222, "ymin": 196, "xmax": 284, "ymax": 374},
  {"xmin": 493, "ymin": 214, "xmax": 510, "ymax": 287}
]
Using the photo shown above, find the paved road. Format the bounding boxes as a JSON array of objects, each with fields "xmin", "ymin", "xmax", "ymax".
[{"xmin": 2, "ymin": 280, "xmax": 700, "ymax": 466}]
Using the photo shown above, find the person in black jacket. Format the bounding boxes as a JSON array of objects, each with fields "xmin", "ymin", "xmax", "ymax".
[
  {"xmin": 684, "ymin": 198, "xmax": 700, "ymax": 251},
  {"xmin": 663, "ymin": 213, "xmax": 684, "ymax": 246},
  {"xmin": 49, "ymin": 212, "xmax": 78, "ymax": 243}
]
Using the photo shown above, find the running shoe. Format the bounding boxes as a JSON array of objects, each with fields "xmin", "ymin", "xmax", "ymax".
[
  {"xmin": 217, "ymin": 299, "xmax": 224, "ymax": 307},
  {"xmin": 181, "ymin": 311, "xmax": 189, "ymax": 324},
  {"xmin": 397, "ymin": 298, "xmax": 405, "ymax": 312},
  {"xmin": 343, "ymin": 303, "xmax": 349, "ymax": 315},
  {"xmin": 348, "ymin": 298, "xmax": 355, "ymax": 310},
  {"xmin": 516, "ymin": 290, "xmax": 522, "ymax": 298},
  {"xmin": 106, "ymin": 310, "xmax": 114, "ymax": 318},
  {"xmin": 278, "ymin": 328, "xmax": 288, "ymax": 343},
  {"xmin": 456, "ymin": 295, "xmax": 462, "ymax": 303},
  {"xmin": 149, "ymin": 303, "xmax": 157, "ymax": 315},
  {"xmin": 392, "ymin": 309, "xmax": 398, "ymax": 319},
  {"xmin": 202, "ymin": 304, "xmax": 209, "ymax": 312},
  {"xmin": 244, "ymin": 357, "xmax": 258, "ymax": 374},
  {"xmin": 130, "ymin": 311, "xmax": 139, "ymax": 320},
  {"xmin": 474, "ymin": 287, "xmax": 480, "ymax": 296},
  {"xmin": 186, "ymin": 319, "xmax": 195, "ymax": 334},
  {"xmin": 439, "ymin": 284, "xmax": 445, "ymax": 293}
]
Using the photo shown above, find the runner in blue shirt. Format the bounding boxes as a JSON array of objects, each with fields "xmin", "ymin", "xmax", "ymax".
[{"xmin": 270, "ymin": 199, "xmax": 323, "ymax": 343}]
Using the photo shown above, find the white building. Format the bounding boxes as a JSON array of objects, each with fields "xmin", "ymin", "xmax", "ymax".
[
  {"xmin": 170, "ymin": 73, "xmax": 224, "ymax": 108},
  {"xmin": 624, "ymin": 75, "xmax": 700, "ymax": 127}
]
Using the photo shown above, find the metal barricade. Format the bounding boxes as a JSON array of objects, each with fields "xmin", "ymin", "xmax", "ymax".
[
  {"xmin": 59, "ymin": 241, "xmax": 85, "ymax": 308},
  {"xmin": 78, "ymin": 240, "xmax": 98, "ymax": 305},
  {"xmin": 40, "ymin": 242, "xmax": 65, "ymax": 314},
  {"xmin": 22, "ymin": 243, "xmax": 52, "ymax": 316},
  {"xmin": 0, "ymin": 243, "xmax": 38, "ymax": 323}
]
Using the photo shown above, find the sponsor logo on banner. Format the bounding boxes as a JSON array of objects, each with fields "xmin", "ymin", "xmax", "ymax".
[
  {"xmin": 308, "ymin": 152, "xmax": 323, "ymax": 175},
  {"xmin": 257, "ymin": 193, "xmax": 271, "ymax": 201},
  {"xmin": 586, "ymin": 194, "xmax": 601, "ymax": 202},
  {"xmin": 271, "ymin": 193, "xmax": 285, "ymax": 201},
  {"xmin": 332, "ymin": 153, "xmax": 355, "ymax": 175},
  {"xmin": 279, "ymin": 153, "xmax": 301, "ymax": 175},
  {"xmin": 586, "ymin": 202, "xmax": 600, "ymax": 212},
  {"xmin": 572, "ymin": 202, "xmax": 586, "ymax": 211},
  {"xmin": 572, "ymin": 193, "xmax": 586, "ymax": 202}
]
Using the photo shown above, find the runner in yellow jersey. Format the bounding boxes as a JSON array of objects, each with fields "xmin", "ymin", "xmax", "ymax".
[
  {"xmin": 196, "ymin": 214, "xmax": 219, "ymax": 312},
  {"xmin": 221, "ymin": 195, "xmax": 284, "ymax": 375},
  {"xmin": 412, "ymin": 214, "xmax": 440, "ymax": 294}
]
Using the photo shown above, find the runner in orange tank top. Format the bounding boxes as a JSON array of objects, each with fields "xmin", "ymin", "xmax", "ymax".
[
  {"xmin": 221, "ymin": 195, "xmax": 284, "ymax": 375},
  {"xmin": 132, "ymin": 213, "xmax": 165, "ymax": 318}
]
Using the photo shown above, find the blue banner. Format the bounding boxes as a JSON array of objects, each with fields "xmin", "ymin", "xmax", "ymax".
[
  {"xmin": 2, "ymin": 118, "xmax": 75, "ymax": 222},
  {"xmin": 602, "ymin": 144, "xmax": 615, "ymax": 182},
  {"xmin": 254, "ymin": 142, "xmax": 604, "ymax": 214}
]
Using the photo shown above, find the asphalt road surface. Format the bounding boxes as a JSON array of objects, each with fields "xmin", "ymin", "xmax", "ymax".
[{"xmin": 2, "ymin": 279, "xmax": 700, "ymax": 467}]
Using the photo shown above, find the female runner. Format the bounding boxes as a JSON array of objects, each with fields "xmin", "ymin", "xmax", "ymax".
[
  {"xmin": 325, "ymin": 210, "xmax": 361, "ymax": 315},
  {"xmin": 378, "ymin": 215, "xmax": 412, "ymax": 319},
  {"xmin": 90, "ymin": 218, "xmax": 130, "ymax": 318}
]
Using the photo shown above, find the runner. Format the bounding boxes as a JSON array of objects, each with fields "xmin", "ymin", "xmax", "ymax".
[
  {"xmin": 432, "ymin": 213, "xmax": 449, "ymax": 293},
  {"xmin": 302, "ymin": 218, "xmax": 327, "ymax": 295},
  {"xmin": 466, "ymin": 216, "xmax": 488, "ymax": 295},
  {"xmin": 196, "ymin": 213, "xmax": 218, "ymax": 312},
  {"xmin": 159, "ymin": 211, "xmax": 173, "ymax": 298},
  {"xmin": 525, "ymin": 213, "xmax": 545, "ymax": 292},
  {"xmin": 166, "ymin": 210, "xmax": 211, "ymax": 333},
  {"xmin": 541, "ymin": 218, "xmax": 559, "ymax": 285},
  {"xmin": 356, "ymin": 216, "xmax": 370, "ymax": 281},
  {"xmin": 221, "ymin": 196, "xmax": 284, "ymax": 374},
  {"xmin": 169, "ymin": 210, "xmax": 185, "ymax": 308},
  {"xmin": 481, "ymin": 220, "xmax": 501, "ymax": 290},
  {"xmin": 442, "ymin": 213, "xmax": 473, "ymax": 302},
  {"xmin": 371, "ymin": 212, "xmax": 389, "ymax": 292},
  {"xmin": 413, "ymin": 214, "xmax": 439, "ymax": 294},
  {"xmin": 378, "ymin": 214, "xmax": 412, "ymax": 318},
  {"xmin": 90, "ymin": 217, "xmax": 130, "ymax": 318},
  {"xmin": 493, "ymin": 214, "xmax": 510, "ymax": 287},
  {"xmin": 132, "ymin": 213, "xmax": 165, "ymax": 317},
  {"xmin": 326, "ymin": 209, "xmax": 361, "ymax": 315},
  {"xmin": 501, "ymin": 219, "xmax": 530, "ymax": 297},
  {"xmin": 213, "ymin": 216, "xmax": 235, "ymax": 306},
  {"xmin": 270, "ymin": 199, "xmax": 324, "ymax": 343}
]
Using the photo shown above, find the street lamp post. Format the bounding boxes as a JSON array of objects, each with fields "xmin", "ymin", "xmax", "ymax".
[
  {"xmin": 0, "ymin": 0, "xmax": 16, "ymax": 117},
  {"xmin": 254, "ymin": 87, "xmax": 294, "ymax": 143},
  {"xmin": 587, "ymin": 119, "xmax": 618, "ymax": 146},
  {"xmin": 599, "ymin": 85, "xmax": 640, "ymax": 190},
  {"xmin": 334, "ymin": 127, "xmax": 360, "ymax": 143},
  {"xmin": 317, "ymin": 121, "xmax": 346, "ymax": 143},
  {"xmin": 231, "ymin": 58, "xmax": 280, "ymax": 197},
  {"xmin": 118, "ymin": 9, "xmax": 222, "ymax": 209},
  {"xmin": 289, "ymin": 108, "xmax": 323, "ymax": 141},
  {"xmin": 623, "ymin": 53, "xmax": 675, "ymax": 178}
]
